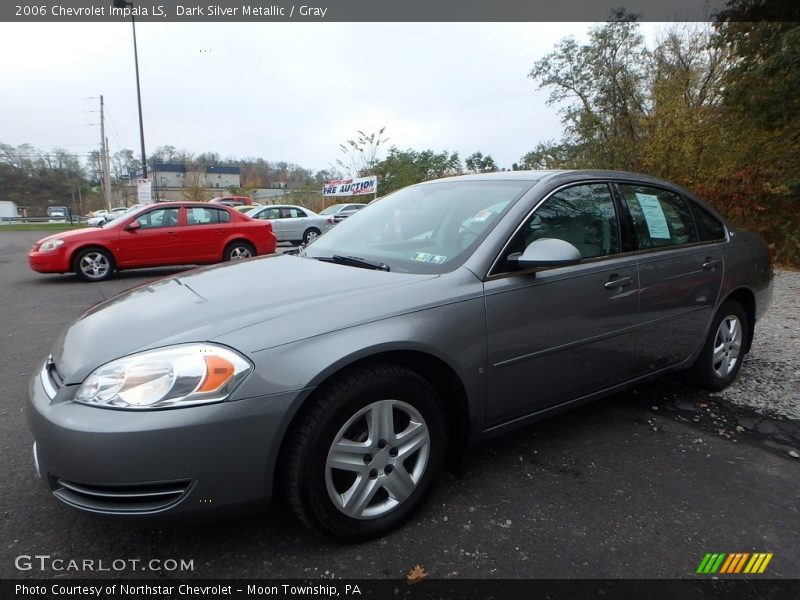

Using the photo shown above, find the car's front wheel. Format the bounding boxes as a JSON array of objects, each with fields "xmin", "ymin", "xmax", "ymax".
[
  {"xmin": 689, "ymin": 299, "xmax": 748, "ymax": 391},
  {"xmin": 283, "ymin": 364, "xmax": 447, "ymax": 541},
  {"xmin": 73, "ymin": 247, "xmax": 115, "ymax": 282}
]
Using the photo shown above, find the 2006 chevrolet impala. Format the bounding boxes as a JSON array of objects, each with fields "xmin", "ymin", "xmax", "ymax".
[{"xmin": 28, "ymin": 170, "xmax": 772, "ymax": 540}]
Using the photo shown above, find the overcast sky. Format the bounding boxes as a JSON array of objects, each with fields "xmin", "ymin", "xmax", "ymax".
[{"xmin": 0, "ymin": 21, "xmax": 666, "ymax": 173}]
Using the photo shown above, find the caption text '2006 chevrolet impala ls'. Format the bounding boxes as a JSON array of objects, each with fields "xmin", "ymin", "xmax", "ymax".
[{"xmin": 27, "ymin": 170, "xmax": 772, "ymax": 540}]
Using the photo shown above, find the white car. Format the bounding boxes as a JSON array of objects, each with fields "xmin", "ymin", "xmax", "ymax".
[{"xmin": 247, "ymin": 204, "xmax": 333, "ymax": 244}]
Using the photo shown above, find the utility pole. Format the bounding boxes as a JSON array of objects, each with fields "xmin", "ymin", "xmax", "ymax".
[{"xmin": 100, "ymin": 95, "xmax": 113, "ymax": 211}]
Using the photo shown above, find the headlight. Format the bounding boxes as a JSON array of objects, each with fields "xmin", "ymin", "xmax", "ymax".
[
  {"xmin": 74, "ymin": 344, "xmax": 252, "ymax": 410},
  {"xmin": 39, "ymin": 239, "xmax": 64, "ymax": 252}
]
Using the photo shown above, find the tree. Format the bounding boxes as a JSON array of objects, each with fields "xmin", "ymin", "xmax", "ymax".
[
  {"xmin": 528, "ymin": 9, "xmax": 648, "ymax": 170},
  {"xmin": 182, "ymin": 164, "xmax": 210, "ymax": 201},
  {"xmin": 336, "ymin": 127, "xmax": 389, "ymax": 177},
  {"xmin": 465, "ymin": 151, "xmax": 499, "ymax": 174},
  {"xmin": 111, "ymin": 149, "xmax": 141, "ymax": 180},
  {"xmin": 373, "ymin": 147, "xmax": 461, "ymax": 195}
]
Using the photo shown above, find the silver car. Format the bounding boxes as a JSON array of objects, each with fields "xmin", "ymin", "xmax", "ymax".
[
  {"xmin": 248, "ymin": 204, "xmax": 332, "ymax": 244},
  {"xmin": 27, "ymin": 171, "xmax": 772, "ymax": 540},
  {"xmin": 320, "ymin": 202, "xmax": 368, "ymax": 223}
]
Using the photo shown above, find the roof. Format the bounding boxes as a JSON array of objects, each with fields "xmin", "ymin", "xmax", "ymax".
[{"xmin": 149, "ymin": 163, "xmax": 240, "ymax": 175}]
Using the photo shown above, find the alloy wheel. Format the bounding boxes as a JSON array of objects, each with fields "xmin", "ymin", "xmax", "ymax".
[
  {"xmin": 712, "ymin": 314, "xmax": 742, "ymax": 378},
  {"xmin": 79, "ymin": 252, "xmax": 110, "ymax": 280},
  {"xmin": 325, "ymin": 399, "xmax": 430, "ymax": 520}
]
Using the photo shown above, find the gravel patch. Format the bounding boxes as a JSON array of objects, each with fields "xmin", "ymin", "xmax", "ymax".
[{"xmin": 710, "ymin": 269, "xmax": 800, "ymax": 419}]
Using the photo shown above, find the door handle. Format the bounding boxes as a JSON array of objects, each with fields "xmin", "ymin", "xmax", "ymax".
[
  {"xmin": 604, "ymin": 276, "xmax": 633, "ymax": 289},
  {"xmin": 702, "ymin": 258, "xmax": 721, "ymax": 270}
]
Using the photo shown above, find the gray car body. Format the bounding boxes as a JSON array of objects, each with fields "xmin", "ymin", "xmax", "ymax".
[{"xmin": 27, "ymin": 170, "xmax": 773, "ymax": 517}]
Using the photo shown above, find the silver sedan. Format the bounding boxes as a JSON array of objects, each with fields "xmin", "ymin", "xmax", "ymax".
[{"xmin": 247, "ymin": 204, "xmax": 333, "ymax": 244}]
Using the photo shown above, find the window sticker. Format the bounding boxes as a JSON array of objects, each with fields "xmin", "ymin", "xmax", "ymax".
[
  {"xmin": 635, "ymin": 193, "xmax": 671, "ymax": 239},
  {"xmin": 413, "ymin": 252, "xmax": 447, "ymax": 263},
  {"xmin": 471, "ymin": 209, "xmax": 493, "ymax": 223}
]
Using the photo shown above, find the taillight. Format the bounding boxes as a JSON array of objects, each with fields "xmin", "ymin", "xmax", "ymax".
[{"xmin": 327, "ymin": 217, "xmax": 333, "ymax": 224}]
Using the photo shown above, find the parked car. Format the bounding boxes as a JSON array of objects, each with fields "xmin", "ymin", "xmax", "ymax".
[
  {"xmin": 235, "ymin": 204, "xmax": 261, "ymax": 213},
  {"xmin": 209, "ymin": 196, "xmax": 253, "ymax": 207},
  {"xmin": 248, "ymin": 204, "xmax": 333, "ymax": 244},
  {"xmin": 320, "ymin": 202, "xmax": 367, "ymax": 223},
  {"xmin": 47, "ymin": 206, "xmax": 71, "ymax": 223},
  {"xmin": 28, "ymin": 202, "xmax": 276, "ymax": 281},
  {"xmin": 27, "ymin": 171, "xmax": 771, "ymax": 541}
]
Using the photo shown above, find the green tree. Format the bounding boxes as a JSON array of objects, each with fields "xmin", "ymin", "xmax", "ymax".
[
  {"xmin": 336, "ymin": 127, "xmax": 388, "ymax": 177},
  {"xmin": 465, "ymin": 151, "xmax": 499, "ymax": 174},
  {"xmin": 374, "ymin": 147, "xmax": 461, "ymax": 195},
  {"xmin": 528, "ymin": 9, "xmax": 648, "ymax": 170}
]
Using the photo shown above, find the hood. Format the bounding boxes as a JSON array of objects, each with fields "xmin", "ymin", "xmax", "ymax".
[
  {"xmin": 35, "ymin": 227, "xmax": 103, "ymax": 245},
  {"xmin": 51, "ymin": 255, "xmax": 437, "ymax": 384}
]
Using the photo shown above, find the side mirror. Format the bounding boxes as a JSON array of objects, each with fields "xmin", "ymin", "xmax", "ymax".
[
  {"xmin": 507, "ymin": 238, "xmax": 582, "ymax": 270},
  {"xmin": 125, "ymin": 220, "xmax": 141, "ymax": 231}
]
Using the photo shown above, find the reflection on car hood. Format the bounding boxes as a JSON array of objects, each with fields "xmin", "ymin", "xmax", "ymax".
[
  {"xmin": 51, "ymin": 255, "xmax": 438, "ymax": 384},
  {"xmin": 35, "ymin": 227, "xmax": 105, "ymax": 244}
]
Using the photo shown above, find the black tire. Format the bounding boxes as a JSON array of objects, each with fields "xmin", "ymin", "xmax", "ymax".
[
  {"xmin": 224, "ymin": 240, "xmax": 256, "ymax": 261},
  {"xmin": 73, "ymin": 247, "xmax": 115, "ymax": 282},
  {"xmin": 283, "ymin": 363, "xmax": 447, "ymax": 541},
  {"xmin": 302, "ymin": 228, "xmax": 321, "ymax": 245},
  {"xmin": 688, "ymin": 300, "xmax": 748, "ymax": 391}
]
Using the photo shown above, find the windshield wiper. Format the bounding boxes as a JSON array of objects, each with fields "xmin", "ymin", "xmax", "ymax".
[{"xmin": 319, "ymin": 254, "xmax": 390, "ymax": 272}]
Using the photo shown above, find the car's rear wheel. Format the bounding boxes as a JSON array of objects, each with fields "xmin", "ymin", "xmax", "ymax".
[
  {"xmin": 73, "ymin": 248, "xmax": 115, "ymax": 282},
  {"xmin": 283, "ymin": 364, "xmax": 447, "ymax": 541},
  {"xmin": 689, "ymin": 299, "xmax": 748, "ymax": 391},
  {"xmin": 224, "ymin": 241, "xmax": 255, "ymax": 261},
  {"xmin": 303, "ymin": 228, "xmax": 321, "ymax": 244}
]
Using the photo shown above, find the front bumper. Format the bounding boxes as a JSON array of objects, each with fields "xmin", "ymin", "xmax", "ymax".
[
  {"xmin": 28, "ymin": 247, "xmax": 72, "ymax": 273},
  {"xmin": 27, "ymin": 371, "xmax": 301, "ymax": 518}
]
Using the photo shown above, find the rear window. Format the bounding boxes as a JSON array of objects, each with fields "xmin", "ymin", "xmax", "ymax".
[
  {"xmin": 690, "ymin": 201, "xmax": 726, "ymax": 241},
  {"xmin": 618, "ymin": 184, "xmax": 698, "ymax": 249}
]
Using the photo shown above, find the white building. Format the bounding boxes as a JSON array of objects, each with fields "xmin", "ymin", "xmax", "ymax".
[{"xmin": 0, "ymin": 200, "xmax": 19, "ymax": 221}]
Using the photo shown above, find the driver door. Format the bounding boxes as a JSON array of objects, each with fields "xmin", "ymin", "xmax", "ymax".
[
  {"xmin": 483, "ymin": 183, "xmax": 641, "ymax": 424},
  {"xmin": 116, "ymin": 207, "xmax": 182, "ymax": 267}
]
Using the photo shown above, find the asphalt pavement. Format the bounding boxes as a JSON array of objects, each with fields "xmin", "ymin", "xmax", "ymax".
[{"xmin": 0, "ymin": 230, "xmax": 798, "ymax": 580}]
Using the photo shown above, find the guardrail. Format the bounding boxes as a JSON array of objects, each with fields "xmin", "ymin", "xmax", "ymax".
[{"xmin": 0, "ymin": 216, "xmax": 88, "ymax": 224}]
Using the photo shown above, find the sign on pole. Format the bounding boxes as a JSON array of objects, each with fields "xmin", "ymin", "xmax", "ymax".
[
  {"xmin": 322, "ymin": 176, "xmax": 377, "ymax": 197},
  {"xmin": 137, "ymin": 178, "xmax": 153, "ymax": 204}
]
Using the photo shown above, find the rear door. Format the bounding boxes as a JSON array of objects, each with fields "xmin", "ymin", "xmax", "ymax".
[
  {"xmin": 280, "ymin": 207, "xmax": 309, "ymax": 241},
  {"xmin": 252, "ymin": 206, "xmax": 284, "ymax": 241},
  {"xmin": 484, "ymin": 182, "xmax": 641, "ymax": 424},
  {"xmin": 116, "ymin": 207, "xmax": 181, "ymax": 267},
  {"xmin": 615, "ymin": 182, "xmax": 724, "ymax": 370},
  {"xmin": 183, "ymin": 206, "xmax": 232, "ymax": 262}
]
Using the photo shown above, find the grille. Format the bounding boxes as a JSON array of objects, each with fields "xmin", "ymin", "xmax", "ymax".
[{"xmin": 52, "ymin": 478, "xmax": 193, "ymax": 514}]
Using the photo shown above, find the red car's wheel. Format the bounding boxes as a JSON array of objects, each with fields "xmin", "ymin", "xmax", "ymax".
[{"xmin": 73, "ymin": 248, "xmax": 115, "ymax": 282}]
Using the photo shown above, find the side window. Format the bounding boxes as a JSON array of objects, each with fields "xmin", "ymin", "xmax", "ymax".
[
  {"xmin": 136, "ymin": 208, "xmax": 179, "ymax": 229},
  {"xmin": 504, "ymin": 183, "xmax": 620, "ymax": 265},
  {"xmin": 281, "ymin": 208, "xmax": 305, "ymax": 219},
  {"xmin": 256, "ymin": 208, "xmax": 281, "ymax": 220},
  {"xmin": 215, "ymin": 208, "xmax": 231, "ymax": 223},
  {"xmin": 619, "ymin": 184, "xmax": 698, "ymax": 249},
  {"xmin": 186, "ymin": 207, "xmax": 231, "ymax": 225},
  {"xmin": 690, "ymin": 201, "xmax": 726, "ymax": 241}
]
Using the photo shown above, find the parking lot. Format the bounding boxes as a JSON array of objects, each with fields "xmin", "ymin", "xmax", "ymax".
[{"xmin": 1, "ymin": 230, "xmax": 798, "ymax": 579}]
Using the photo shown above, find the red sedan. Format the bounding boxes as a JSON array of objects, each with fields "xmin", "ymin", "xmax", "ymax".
[{"xmin": 28, "ymin": 202, "xmax": 277, "ymax": 282}]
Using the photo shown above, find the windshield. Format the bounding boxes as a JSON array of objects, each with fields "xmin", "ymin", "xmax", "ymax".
[
  {"xmin": 305, "ymin": 180, "xmax": 535, "ymax": 274},
  {"xmin": 101, "ymin": 205, "xmax": 150, "ymax": 228},
  {"xmin": 320, "ymin": 204, "xmax": 347, "ymax": 215}
]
